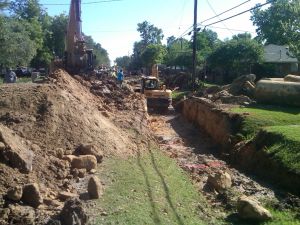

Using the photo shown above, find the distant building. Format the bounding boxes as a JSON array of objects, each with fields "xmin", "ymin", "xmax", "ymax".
[{"xmin": 263, "ymin": 44, "xmax": 299, "ymax": 74}]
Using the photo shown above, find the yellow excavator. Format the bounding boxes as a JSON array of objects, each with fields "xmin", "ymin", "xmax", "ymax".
[
  {"xmin": 64, "ymin": 0, "xmax": 94, "ymax": 74},
  {"xmin": 140, "ymin": 64, "xmax": 172, "ymax": 111}
]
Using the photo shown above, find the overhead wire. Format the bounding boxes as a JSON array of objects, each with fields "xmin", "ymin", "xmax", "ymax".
[
  {"xmin": 206, "ymin": 0, "xmax": 234, "ymax": 35},
  {"xmin": 202, "ymin": 0, "xmax": 273, "ymax": 27},
  {"xmin": 171, "ymin": 0, "xmax": 258, "ymax": 45},
  {"xmin": 200, "ymin": 0, "xmax": 250, "ymax": 24}
]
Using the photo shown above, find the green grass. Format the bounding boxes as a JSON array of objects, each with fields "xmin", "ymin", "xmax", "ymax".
[
  {"xmin": 263, "ymin": 125, "xmax": 300, "ymax": 174},
  {"xmin": 231, "ymin": 105, "xmax": 300, "ymax": 139},
  {"xmin": 172, "ymin": 90, "xmax": 190, "ymax": 102},
  {"xmin": 17, "ymin": 77, "xmax": 32, "ymax": 83},
  {"xmin": 231, "ymin": 104, "xmax": 300, "ymax": 174},
  {"xmin": 94, "ymin": 149, "xmax": 219, "ymax": 225},
  {"xmin": 263, "ymin": 208, "xmax": 300, "ymax": 225},
  {"xmin": 1, "ymin": 77, "xmax": 32, "ymax": 83}
]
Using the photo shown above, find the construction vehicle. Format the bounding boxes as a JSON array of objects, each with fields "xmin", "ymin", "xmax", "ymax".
[
  {"xmin": 139, "ymin": 64, "xmax": 172, "ymax": 111},
  {"xmin": 64, "ymin": 0, "xmax": 94, "ymax": 74}
]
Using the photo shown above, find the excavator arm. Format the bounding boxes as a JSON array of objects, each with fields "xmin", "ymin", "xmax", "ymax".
[{"xmin": 64, "ymin": 0, "xmax": 94, "ymax": 74}]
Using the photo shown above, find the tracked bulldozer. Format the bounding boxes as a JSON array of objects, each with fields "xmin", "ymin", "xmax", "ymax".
[{"xmin": 64, "ymin": 0, "xmax": 94, "ymax": 74}]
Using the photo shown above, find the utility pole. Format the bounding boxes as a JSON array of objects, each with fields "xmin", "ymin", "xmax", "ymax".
[{"xmin": 192, "ymin": 0, "xmax": 198, "ymax": 92}]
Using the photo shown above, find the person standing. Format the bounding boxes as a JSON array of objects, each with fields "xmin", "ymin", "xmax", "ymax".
[
  {"xmin": 4, "ymin": 68, "xmax": 17, "ymax": 83},
  {"xmin": 117, "ymin": 69, "xmax": 124, "ymax": 87}
]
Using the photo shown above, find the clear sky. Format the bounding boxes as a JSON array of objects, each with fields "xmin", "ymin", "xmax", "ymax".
[{"xmin": 39, "ymin": 0, "xmax": 268, "ymax": 64}]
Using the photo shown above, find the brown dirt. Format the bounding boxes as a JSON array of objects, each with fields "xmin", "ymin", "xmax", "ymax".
[
  {"xmin": 149, "ymin": 112, "xmax": 277, "ymax": 214},
  {"xmin": 0, "ymin": 69, "xmax": 150, "ymax": 224}
]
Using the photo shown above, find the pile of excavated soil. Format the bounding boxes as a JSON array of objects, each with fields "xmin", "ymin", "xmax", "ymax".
[{"xmin": 0, "ymin": 69, "xmax": 150, "ymax": 224}]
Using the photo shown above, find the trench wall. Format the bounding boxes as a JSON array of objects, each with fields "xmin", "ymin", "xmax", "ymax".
[
  {"xmin": 181, "ymin": 97, "xmax": 300, "ymax": 194},
  {"xmin": 182, "ymin": 97, "xmax": 242, "ymax": 149}
]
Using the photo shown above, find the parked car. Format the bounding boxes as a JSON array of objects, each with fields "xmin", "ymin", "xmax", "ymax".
[{"xmin": 15, "ymin": 67, "xmax": 31, "ymax": 77}]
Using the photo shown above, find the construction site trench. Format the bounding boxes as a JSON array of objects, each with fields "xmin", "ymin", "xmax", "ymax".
[{"xmin": 0, "ymin": 70, "xmax": 299, "ymax": 225}]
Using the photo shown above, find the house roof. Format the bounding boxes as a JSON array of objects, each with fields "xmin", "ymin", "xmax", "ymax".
[{"xmin": 264, "ymin": 44, "xmax": 298, "ymax": 63}]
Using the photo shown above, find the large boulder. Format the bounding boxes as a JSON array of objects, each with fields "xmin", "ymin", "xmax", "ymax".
[
  {"xmin": 88, "ymin": 176, "xmax": 103, "ymax": 199},
  {"xmin": 75, "ymin": 144, "xmax": 103, "ymax": 163},
  {"xmin": 207, "ymin": 171, "xmax": 232, "ymax": 191},
  {"xmin": 21, "ymin": 183, "xmax": 43, "ymax": 208},
  {"xmin": 237, "ymin": 196, "xmax": 272, "ymax": 221},
  {"xmin": 0, "ymin": 124, "xmax": 34, "ymax": 173},
  {"xmin": 71, "ymin": 155, "xmax": 97, "ymax": 171},
  {"xmin": 60, "ymin": 198, "xmax": 88, "ymax": 225}
]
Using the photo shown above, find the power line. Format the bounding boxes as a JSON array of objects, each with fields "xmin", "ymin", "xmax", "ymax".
[
  {"xmin": 202, "ymin": 25, "xmax": 256, "ymax": 34},
  {"xmin": 174, "ymin": 0, "xmax": 254, "ymax": 43},
  {"xmin": 206, "ymin": 0, "xmax": 234, "ymax": 35},
  {"xmin": 200, "ymin": 0, "xmax": 250, "ymax": 24},
  {"xmin": 202, "ymin": 0, "xmax": 273, "ymax": 27},
  {"xmin": 42, "ymin": 0, "xmax": 123, "ymax": 6}
]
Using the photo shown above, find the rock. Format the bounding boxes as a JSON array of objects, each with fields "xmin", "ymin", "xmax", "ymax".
[
  {"xmin": 22, "ymin": 183, "xmax": 43, "ymax": 208},
  {"xmin": 8, "ymin": 204, "xmax": 35, "ymax": 225},
  {"xmin": 46, "ymin": 219, "xmax": 61, "ymax": 225},
  {"xmin": 44, "ymin": 198, "xmax": 63, "ymax": 208},
  {"xmin": 71, "ymin": 168, "xmax": 79, "ymax": 178},
  {"xmin": 63, "ymin": 155, "xmax": 77, "ymax": 162},
  {"xmin": 0, "ymin": 142, "xmax": 5, "ymax": 150},
  {"xmin": 207, "ymin": 171, "xmax": 232, "ymax": 191},
  {"xmin": 56, "ymin": 148, "xmax": 65, "ymax": 159},
  {"xmin": 7, "ymin": 186, "xmax": 23, "ymax": 201},
  {"xmin": 89, "ymin": 169, "xmax": 97, "ymax": 174},
  {"xmin": 75, "ymin": 144, "xmax": 103, "ymax": 163},
  {"xmin": 60, "ymin": 198, "xmax": 88, "ymax": 225},
  {"xmin": 0, "ymin": 208, "xmax": 10, "ymax": 221},
  {"xmin": 71, "ymin": 155, "xmax": 97, "ymax": 171},
  {"xmin": 237, "ymin": 196, "xmax": 272, "ymax": 221},
  {"xmin": 0, "ymin": 124, "xmax": 34, "ymax": 173},
  {"xmin": 58, "ymin": 192, "xmax": 79, "ymax": 201},
  {"xmin": 88, "ymin": 176, "xmax": 103, "ymax": 199},
  {"xmin": 78, "ymin": 169, "xmax": 86, "ymax": 178}
]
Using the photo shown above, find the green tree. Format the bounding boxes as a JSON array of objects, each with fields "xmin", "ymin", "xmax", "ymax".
[
  {"xmin": 85, "ymin": 35, "xmax": 110, "ymax": 66},
  {"xmin": 115, "ymin": 56, "xmax": 131, "ymax": 69},
  {"xmin": 130, "ymin": 21, "xmax": 165, "ymax": 70},
  {"xmin": 10, "ymin": 0, "xmax": 42, "ymax": 20},
  {"xmin": 251, "ymin": 0, "xmax": 300, "ymax": 60},
  {"xmin": 195, "ymin": 29, "xmax": 219, "ymax": 68},
  {"xmin": 137, "ymin": 21, "xmax": 164, "ymax": 47},
  {"xmin": 49, "ymin": 13, "xmax": 68, "ymax": 58},
  {"xmin": 141, "ymin": 44, "xmax": 167, "ymax": 69},
  {"xmin": 165, "ymin": 37, "xmax": 191, "ymax": 69},
  {"xmin": 0, "ymin": 0, "xmax": 9, "ymax": 11},
  {"xmin": 208, "ymin": 33, "xmax": 263, "ymax": 82},
  {"xmin": 0, "ymin": 18, "xmax": 37, "ymax": 67}
]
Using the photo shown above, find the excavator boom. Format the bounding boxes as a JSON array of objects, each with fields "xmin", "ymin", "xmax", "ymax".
[{"xmin": 65, "ymin": 0, "xmax": 93, "ymax": 74}]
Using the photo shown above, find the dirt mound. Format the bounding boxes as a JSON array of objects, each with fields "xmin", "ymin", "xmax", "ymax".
[{"xmin": 0, "ymin": 69, "xmax": 149, "ymax": 224}]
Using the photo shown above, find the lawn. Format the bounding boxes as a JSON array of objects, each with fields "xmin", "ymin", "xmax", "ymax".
[
  {"xmin": 93, "ymin": 149, "xmax": 219, "ymax": 225},
  {"xmin": 1, "ymin": 77, "xmax": 32, "ymax": 83},
  {"xmin": 231, "ymin": 104, "xmax": 300, "ymax": 174},
  {"xmin": 231, "ymin": 104, "xmax": 300, "ymax": 139}
]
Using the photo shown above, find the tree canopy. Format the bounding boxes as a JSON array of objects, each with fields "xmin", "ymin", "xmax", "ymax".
[
  {"xmin": 0, "ymin": 0, "xmax": 110, "ymax": 70},
  {"xmin": 208, "ymin": 33, "xmax": 263, "ymax": 82},
  {"xmin": 251, "ymin": 0, "xmax": 300, "ymax": 60}
]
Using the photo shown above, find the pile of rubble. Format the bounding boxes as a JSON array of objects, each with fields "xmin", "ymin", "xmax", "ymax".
[
  {"xmin": 0, "ymin": 69, "xmax": 150, "ymax": 224},
  {"xmin": 203, "ymin": 74, "xmax": 256, "ymax": 106}
]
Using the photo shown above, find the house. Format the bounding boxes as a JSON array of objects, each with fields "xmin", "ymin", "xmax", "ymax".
[{"xmin": 263, "ymin": 44, "xmax": 299, "ymax": 75}]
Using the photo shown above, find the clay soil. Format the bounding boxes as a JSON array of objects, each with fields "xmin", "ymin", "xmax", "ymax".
[{"xmin": 0, "ymin": 69, "xmax": 150, "ymax": 224}]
